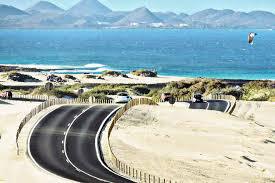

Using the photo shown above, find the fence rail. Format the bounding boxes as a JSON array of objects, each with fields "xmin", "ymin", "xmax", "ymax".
[
  {"xmin": 106, "ymin": 98, "xmax": 177, "ymax": 183},
  {"xmin": 106, "ymin": 94, "xmax": 236, "ymax": 183}
]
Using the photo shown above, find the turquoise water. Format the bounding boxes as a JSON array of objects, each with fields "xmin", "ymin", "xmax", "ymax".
[{"xmin": 0, "ymin": 29, "xmax": 274, "ymax": 80}]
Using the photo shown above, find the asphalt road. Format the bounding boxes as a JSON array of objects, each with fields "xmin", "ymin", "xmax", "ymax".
[
  {"xmin": 29, "ymin": 105, "xmax": 133, "ymax": 183},
  {"xmin": 189, "ymin": 100, "xmax": 230, "ymax": 112}
]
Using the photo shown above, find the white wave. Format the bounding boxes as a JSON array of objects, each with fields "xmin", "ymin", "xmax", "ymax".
[
  {"xmin": 2, "ymin": 63, "xmax": 106, "ymax": 70},
  {"xmin": 2, "ymin": 64, "xmax": 76, "ymax": 70},
  {"xmin": 92, "ymin": 67, "xmax": 111, "ymax": 72},
  {"xmin": 84, "ymin": 63, "xmax": 106, "ymax": 68},
  {"xmin": 49, "ymin": 67, "xmax": 122, "ymax": 74},
  {"xmin": 50, "ymin": 69, "xmax": 98, "ymax": 73}
]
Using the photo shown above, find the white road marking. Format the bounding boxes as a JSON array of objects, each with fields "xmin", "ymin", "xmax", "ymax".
[
  {"xmin": 224, "ymin": 101, "xmax": 231, "ymax": 113},
  {"xmin": 95, "ymin": 106, "xmax": 134, "ymax": 182},
  {"xmin": 206, "ymin": 101, "xmax": 210, "ymax": 110},
  {"xmin": 27, "ymin": 107, "xmax": 72, "ymax": 182},
  {"xmin": 63, "ymin": 106, "xmax": 114, "ymax": 183}
]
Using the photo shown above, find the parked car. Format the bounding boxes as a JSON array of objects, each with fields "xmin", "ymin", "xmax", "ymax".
[
  {"xmin": 0, "ymin": 90, "xmax": 13, "ymax": 99},
  {"xmin": 192, "ymin": 93, "xmax": 203, "ymax": 103},
  {"xmin": 114, "ymin": 92, "xmax": 132, "ymax": 103},
  {"xmin": 161, "ymin": 93, "xmax": 172, "ymax": 102}
]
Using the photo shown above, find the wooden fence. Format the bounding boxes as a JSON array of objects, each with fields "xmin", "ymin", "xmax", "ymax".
[
  {"xmin": 106, "ymin": 98, "xmax": 178, "ymax": 183},
  {"xmin": 106, "ymin": 94, "xmax": 236, "ymax": 183},
  {"xmin": 206, "ymin": 94, "xmax": 237, "ymax": 114},
  {"xmin": 15, "ymin": 93, "xmax": 236, "ymax": 183}
]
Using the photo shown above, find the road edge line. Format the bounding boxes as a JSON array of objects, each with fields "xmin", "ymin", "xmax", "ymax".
[
  {"xmin": 27, "ymin": 105, "xmax": 75, "ymax": 182},
  {"xmin": 95, "ymin": 106, "xmax": 136, "ymax": 182},
  {"xmin": 63, "ymin": 105, "xmax": 113, "ymax": 183}
]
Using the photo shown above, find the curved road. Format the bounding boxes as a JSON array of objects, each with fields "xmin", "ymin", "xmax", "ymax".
[
  {"xmin": 29, "ymin": 100, "xmax": 230, "ymax": 182},
  {"xmin": 29, "ymin": 105, "xmax": 132, "ymax": 183},
  {"xmin": 189, "ymin": 100, "xmax": 230, "ymax": 112}
]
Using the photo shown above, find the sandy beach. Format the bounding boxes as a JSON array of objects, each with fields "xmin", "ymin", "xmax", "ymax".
[
  {"xmin": 110, "ymin": 104, "xmax": 275, "ymax": 182},
  {"xmin": 0, "ymin": 71, "xmax": 186, "ymax": 86}
]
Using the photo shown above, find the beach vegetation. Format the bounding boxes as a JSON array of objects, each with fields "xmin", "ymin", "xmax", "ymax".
[
  {"xmin": 6, "ymin": 72, "xmax": 40, "ymax": 82},
  {"xmin": 0, "ymin": 84, "xmax": 7, "ymax": 91},
  {"xmin": 32, "ymin": 86, "xmax": 77, "ymax": 98},
  {"xmin": 242, "ymin": 81, "xmax": 275, "ymax": 101},
  {"xmin": 131, "ymin": 69, "xmax": 158, "ymax": 77},
  {"xmin": 64, "ymin": 75, "xmax": 77, "ymax": 80},
  {"xmin": 80, "ymin": 84, "xmax": 129, "ymax": 100},
  {"xmin": 148, "ymin": 79, "xmax": 227, "ymax": 100},
  {"xmin": 131, "ymin": 85, "xmax": 151, "ymax": 95},
  {"xmin": 102, "ymin": 70, "xmax": 128, "ymax": 78}
]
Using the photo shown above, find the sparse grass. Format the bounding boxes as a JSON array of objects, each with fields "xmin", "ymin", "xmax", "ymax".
[
  {"xmin": 242, "ymin": 81, "xmax": 275, "ymax": 101},
  {"xmin": 32, "ymin": 86, "xmax": 77, "ymax": 98},
  {"xmin": 80, "ymin": 84, "xmax": 129, "ymax": 99},
  {"xmin": 148, "ymin": 79, "xmax": 227, "ymax": 100}
]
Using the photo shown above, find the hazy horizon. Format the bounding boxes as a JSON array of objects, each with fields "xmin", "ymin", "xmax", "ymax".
[{"xmin": 1, "ymin": 0, "xmax": 275, "ymax": 14}]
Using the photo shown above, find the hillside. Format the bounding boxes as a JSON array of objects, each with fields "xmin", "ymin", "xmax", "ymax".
[
  {"xmin": 1, "ymin": 1, "xmax": 275, "ymax": 29},
  {"xmin": 65, "ymin": 0, "xmax": 112, "ymax": 17},
  {"xmin": 26, "ymin": 1, "xmax": 64, "ymax": 14},
  {"xmin": 0, "ymin": 4, "xmax": 28, "ymax": 17},
  {"xmin": 115, "ymin": 7, "xmax": 162, "ymax": 26}
]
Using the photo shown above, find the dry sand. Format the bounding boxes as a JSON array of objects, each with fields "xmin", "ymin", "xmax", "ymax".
[
  {"xmin": 0, "ymin": 100, "xmax": 73, "ymax": 183},
  {"xmin": 110, "ymin": 104, "xmax": 275, "ymax": 182},
  {"xmin": 0, "ymin": 72, "xmax": 185, "ymax": 86}
]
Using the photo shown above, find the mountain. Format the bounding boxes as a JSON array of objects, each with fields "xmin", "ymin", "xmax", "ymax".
[
  {"xmin": 115, "ymin": 7, "xmax": 162, "ymax": 26},
  {"xmin": 66, "ymin": 0, "xmax": 112, "ymax": 17},
  {"xmin": 26, "ymin": 1, "xmax": 64, "ymax": 14},
  {"xmin": 186, "ymin": 9, "xmax": 234, "ymax": 23},
  {"xmin": 1, "ymin": 3, "xmax": 275, "ymax": 29},
  {"xmin": 0, "ymin": 4, "xmax": 28, "ymax": 17},
  {"xmin": 154, "ymin": 12, "xmax": 184, "ymax": 24},
  {"xmin": 182, "ymin": 9, "xmax": 275, "ymax": 28}
]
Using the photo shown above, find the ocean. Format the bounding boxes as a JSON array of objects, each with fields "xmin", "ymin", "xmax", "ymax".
[{"xmin": 0, "ymin": 29, "xmax": 274, "ymax": 80}]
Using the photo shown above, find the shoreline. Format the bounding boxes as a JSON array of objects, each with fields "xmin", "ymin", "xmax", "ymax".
[{"xmin": 0, "ymin": 65, "xmax": 274, "ymax": 85}]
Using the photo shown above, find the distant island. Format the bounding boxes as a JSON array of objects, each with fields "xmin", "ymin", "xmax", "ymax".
[{"xmin": 1, "ymin": 0, "xmax": 275, "ymax": 29}]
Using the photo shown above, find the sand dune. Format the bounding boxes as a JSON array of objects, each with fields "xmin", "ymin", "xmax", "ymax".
[
  {"xmin": 110, "ymin": 104, "xmax": 275, "ymax": 182},
  {"xmin": 0, "ymin": 101, "xmax": 72, "ymax": 183}
]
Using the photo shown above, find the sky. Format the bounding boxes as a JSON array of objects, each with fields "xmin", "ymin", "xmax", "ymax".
[{"xmin": 1, "ymin": 0, "xmax": 275, "ymax": 14}]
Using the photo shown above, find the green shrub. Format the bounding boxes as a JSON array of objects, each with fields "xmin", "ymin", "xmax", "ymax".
[
  {"xmin": 131, "ymin": 70, "xmax": 157, "ymax": 77},
  {"xmin": 86, "ymin": 75, "xmax": 97, "ymax": 79},
  {"xmin": 80, "ymin": 84, "xmax": 128, "ymax": 99},
  {"xmin": 102, "ymin": 71, "xmax": 128, "ymax": 78},
  {"xmin": 0, "ymin": 84, "xmax": 7, "ymax": 90},
  {"xmin": 221, "ymin": 87, "xmax": 243, "ymax": 100},
  {"xmin": 32, "ymin": 86, "xmax": 77, "ymax": 98},
  {"xmin": 7, "ymin": 72, "xmax": 40, "ymax": 82},
  {"xmin": 131, "ymin": 85, "xmax": 151, "ymax": 95},
  {"xmin": 64, "ymin": 75, "xmax": 77, "ymax": 80},
  {"xmin": 242, "ymin": 81, "xmax": 275, "ymax": 101},
  {"xmin": 243, "ymin": 88, "xmax": 272, "ymax": 101}
]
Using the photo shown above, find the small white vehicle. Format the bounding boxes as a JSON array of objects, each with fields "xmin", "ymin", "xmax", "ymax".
[{"xmin": 114, "ymin": 92, "xmax": 132, "ymax": 103}]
